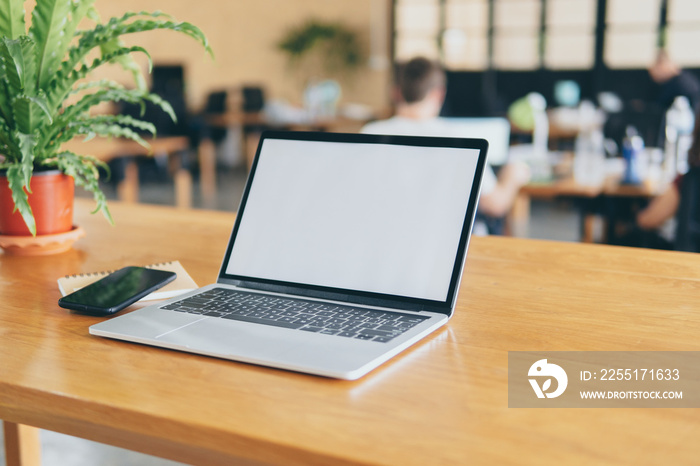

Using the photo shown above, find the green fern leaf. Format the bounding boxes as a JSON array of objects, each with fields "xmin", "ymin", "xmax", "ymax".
[
  {"xmin": 70, "ymin": 79, "xmax": 125, "ymax": 95},
  {"xmin": 39, "ymin": 87, "xmax": 150, "ymax": 152},
  {"xmin": 75, "ymin": 10, "xmax": 172, "ymax": 37},
  {"xmin": 143, "ymin": 92, "xmax": 176, "ymax": 122},
  {"xmin": 73, "ymin": 123, "xmax": 150, "ymax": 149},
  {"xmin": 15, "ymin": 131, "xmax": 37, "ymax": 187},
  {"xmin": 85, "ymin": 4, "xmax": 99, "ymax": 23},
  {"xmin": 55, "ymin": 0, "xmax": 96, "ymax": 64},
  {"xmin": 0, "ymin": 36, "xmax": 37, "ymax": 94},
  {"xmin": 5, "ymin": 165, "xmax": 35, "ymax": 235},
  {"xmin": 39, "ymin": 125, "xmax": 81, "ymax": 155},
  {"xmin": 45, "ymin": 12, "xmax": 209, "ymax": 115},
  {"xmin": 0, "ymin": 78, "xmax": 13, "ymax": 132},
  {"xmin": 42, "ymin": 110, "xmax": 158, "ymax": 156},
  {"xmin": 0, "ymin": 117, "xmax": 18, "ymax": 154},
  {"xmin": 100, "ymin": 38, "xmax": 148, "ymax": 91},
  {"xmin": 53, "ymin": 151, "xmax": 112, "ymax": 224},
  {"xmin": 28, "ymin": 0, "xmax": 96, "ymax": 99},
  {"xmin": 59, "ymin": 13, "xmax": 210, "ymax": 89},
  {"xmin": 118, "ymin": 19, "xmax": 212, "ymax": 57},
  {"xmin": 61, "ymin": 12, "xmax": 173, "ymax": 84},
  {"xmin": 77, "ymin": 114, "xmax": 157, "ymax": 135},
  {"xmin": 29, "ymin": 0, "xmax": 73, "ymax": 89},
  {"xmin": 61, "ymin": 88, "xmax": 166, "ymax": 128},
  {"xmin": 0, "ymin": 0, "xmax": 26, "ymax": 40},
  {"xmin": 46, "ymin": 45, "xmax": 150, "ymax": 114},
  {"xmin": 12, "ymin": 93, "xmax": 52, "ymax": 134},
  {"xmin": 41, "ymin": 87, "xmax": 145, "ymax": 147}
]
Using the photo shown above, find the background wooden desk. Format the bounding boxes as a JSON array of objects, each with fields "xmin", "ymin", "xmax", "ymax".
[
  {"xmin": 205, "ymin": 112, "xmax": 369, "ymax": 169},
  {"xmin": 206, "ymin": 112, "xmax": 367, "ymax": 132},
  {"xmin": 62, "ymin": 137, "xmax": 193, "ymax": 208},
  {"xmin": 2, "ymin": 200, "xmax": 700, "ymax": 465},
  {"xmin": 515, "ymin": 173, "xmax": 665, "ymax": 243}
]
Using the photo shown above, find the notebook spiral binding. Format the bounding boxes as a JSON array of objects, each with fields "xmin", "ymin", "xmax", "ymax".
[{"xmin": 66, "ymin": 261, "xmax": 176, "ymax": 279}]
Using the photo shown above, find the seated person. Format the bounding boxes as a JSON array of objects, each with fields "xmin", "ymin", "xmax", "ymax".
[
  {"xmin": 362, "ymin": 57, "xmax": 530, "ymax": 234},
  {"xmin": 635, "ymin": 105, "xmax": 700, "ymax": 247},
  {"xmin": 648, "ymin": 50, "xmax": 700, "ymax": 112}
]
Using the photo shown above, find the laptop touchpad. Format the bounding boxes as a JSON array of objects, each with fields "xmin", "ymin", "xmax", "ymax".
[
  {"xmin": 92, "ymin": 308, "xmax": 206, "ymax": 340},
  {"xmin": 156, "ymin": 317, "xmax": 294, "ymax": 359}
]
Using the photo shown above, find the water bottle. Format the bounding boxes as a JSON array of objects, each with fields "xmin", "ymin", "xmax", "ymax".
[
  {"xmin": 528, "ymin": 92, "xmax": 549, "ymax": 159},
  {"xmin": 622, "ymin": 126, "xmax": 644, "ymax": 185},
  {"xmin": 664, "ymin": 96, "xmax": 695, "ymax": 178},
  {"xmin": 574, "ymin": 128, "xmax": 605, "ymax": 186},
  {"xmin": 528, "ymin": 92, "xmax": 552, "ymax": 180}
]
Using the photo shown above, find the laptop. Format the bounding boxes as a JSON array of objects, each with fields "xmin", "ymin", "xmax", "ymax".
[
  {"xmin": 436, "ymin": 117, "xmax": 511, "ymax": 166},
  {"xmin": 90, "ymin": 131, "xmax": 488, "ymax": 380}
]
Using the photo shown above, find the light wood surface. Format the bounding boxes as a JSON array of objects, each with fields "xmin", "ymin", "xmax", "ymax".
[{"xmin": 1, "ymin": 199, "xmax": 700, "ymax": 465}]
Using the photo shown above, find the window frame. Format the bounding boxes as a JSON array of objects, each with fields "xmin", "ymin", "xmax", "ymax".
[{"xmin": 391, "ymin": 0, "xmax": 699, "ymax": 71}]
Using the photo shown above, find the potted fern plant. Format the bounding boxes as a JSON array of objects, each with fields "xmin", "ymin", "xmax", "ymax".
[
  {"xmin": 277, "ymin": 19, "xmax": 362, "ymax": 79},
  {"xmin": 0, "ymin": 0, "xmax": 211, "ymax": 246}
]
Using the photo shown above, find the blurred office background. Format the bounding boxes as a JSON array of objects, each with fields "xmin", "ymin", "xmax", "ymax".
[
  {"xmin": 79, "ymin": 0, "xmax": 700, "ymax": 249},
  {"xmin": 93, "ymin": 0, "xmax": 700, "ymax": 122}
]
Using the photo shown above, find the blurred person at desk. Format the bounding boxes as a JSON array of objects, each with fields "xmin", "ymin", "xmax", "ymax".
[
  {"xmin": 606, "ymin": 52, "xmax": 700, "ymax": 154},
  {"xmin": 648, "ymin": 50, "xmax": 700, "ymax": 111},
  {"xmin": 361, "ymin": 57, "xmax": 530, "ymax": 235},
  {"xmin": 627, "ymin": 105, "xmax": 700, "ymax": 249}
]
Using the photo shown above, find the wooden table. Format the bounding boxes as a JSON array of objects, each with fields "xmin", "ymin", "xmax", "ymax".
[
  {"xmin": 62, "ymin": 136, "xmax": 198, "ymax": 208},
  {"xmin": 2, "ymin": 200, "xmax": 700, "ymax": 465},
  {"xmin": 206, "ymin": 112, "xmax": 369, "ymax": 133},
  {"xmin": 206, "ymin": 112, "xmax": 370, "ymax": 168},
  {"xmin": 514, "ymin": 174, "xmax": 665, "ymax": 243}
]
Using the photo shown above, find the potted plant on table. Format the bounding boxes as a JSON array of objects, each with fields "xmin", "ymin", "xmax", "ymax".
[
  {"xmin": 277, "ymin": 19, "xmax": 363, "ymax": 118},
  {"xmin": 0, "ymin": 0, "xmax": 211, "ymax": 253},
  {"xmin": 277, "ymin": 19, "xmax": 362, "ymax": 79}
]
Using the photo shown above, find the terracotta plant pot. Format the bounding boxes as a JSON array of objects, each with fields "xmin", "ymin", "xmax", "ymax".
[{"xmin": 0, "ymin": 170, "xmax": 75, "ymax": 236}]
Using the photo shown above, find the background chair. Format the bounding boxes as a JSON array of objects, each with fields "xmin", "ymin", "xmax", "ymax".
[{"xmin": 110, "ymin": 65, "xmax": 191, "ymax": 199}]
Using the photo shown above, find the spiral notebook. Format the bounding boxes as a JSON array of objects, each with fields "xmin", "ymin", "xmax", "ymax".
[{"xmin": 57, "ymin": 261, "xmax": 198, "ymax": 301}]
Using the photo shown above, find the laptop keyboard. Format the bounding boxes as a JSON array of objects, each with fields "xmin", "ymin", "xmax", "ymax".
[{"xmin": 160, "ymin": 288, "xmax": 429, "ymax": 343}]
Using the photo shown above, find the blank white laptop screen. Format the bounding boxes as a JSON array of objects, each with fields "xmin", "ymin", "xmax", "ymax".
[{"xmin": 225, "ymin": 138, "xmax": 480, "ymax": 302}]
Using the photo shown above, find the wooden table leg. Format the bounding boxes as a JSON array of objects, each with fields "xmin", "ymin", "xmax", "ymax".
[
  {"xmin": 198, "ymin": 139, "xmax": 217, "ymax": 209},
  {"xmin": 507, "ymin": 192, "xmax": 531, "ymax": 237},
  {"xmin": 245, "ymin": 132, "xmax": 261, "ymax": 170},
  {"xmin": 168, "ymin": 151, "xmax": 193, "ymax": 209},
  {"xmin": 174, "ymin": 169, "xmax": 193, "ymax": 209},
  {"xmin": 116, "ymin": 159, "xmax": 139, "ymax": 203},
  {"xmin": 582, "ymin": 214, "xmax": 597, "ymax": 243},
  {"xmin": 3, "ymin": 421, "xmax": 41, "ymax": 466}
]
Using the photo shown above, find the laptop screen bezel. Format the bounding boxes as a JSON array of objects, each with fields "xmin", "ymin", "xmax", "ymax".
[{"xmin": 217, "ymin": 130, "xmax": 488, "ymax": 316}]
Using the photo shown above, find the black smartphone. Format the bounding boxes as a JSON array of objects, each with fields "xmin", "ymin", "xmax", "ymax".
[{"xmin": 58, "ymin": 266, "xmax": 177, "ymax": 316}]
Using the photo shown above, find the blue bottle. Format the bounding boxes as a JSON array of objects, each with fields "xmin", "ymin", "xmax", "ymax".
[{"xmin": 622, "ymin": 127, "xmax": 644, "ymax": 185}]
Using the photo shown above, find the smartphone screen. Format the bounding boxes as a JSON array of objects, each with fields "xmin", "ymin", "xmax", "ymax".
[{"xmin": 59, "ymin": 266, "xmax": 177, "ymax": 315}]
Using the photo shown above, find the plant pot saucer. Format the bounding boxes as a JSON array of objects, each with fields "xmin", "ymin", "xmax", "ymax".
[{"xmin": 0, "ymin": 226, "xmax": 85, "ymax": 256}]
